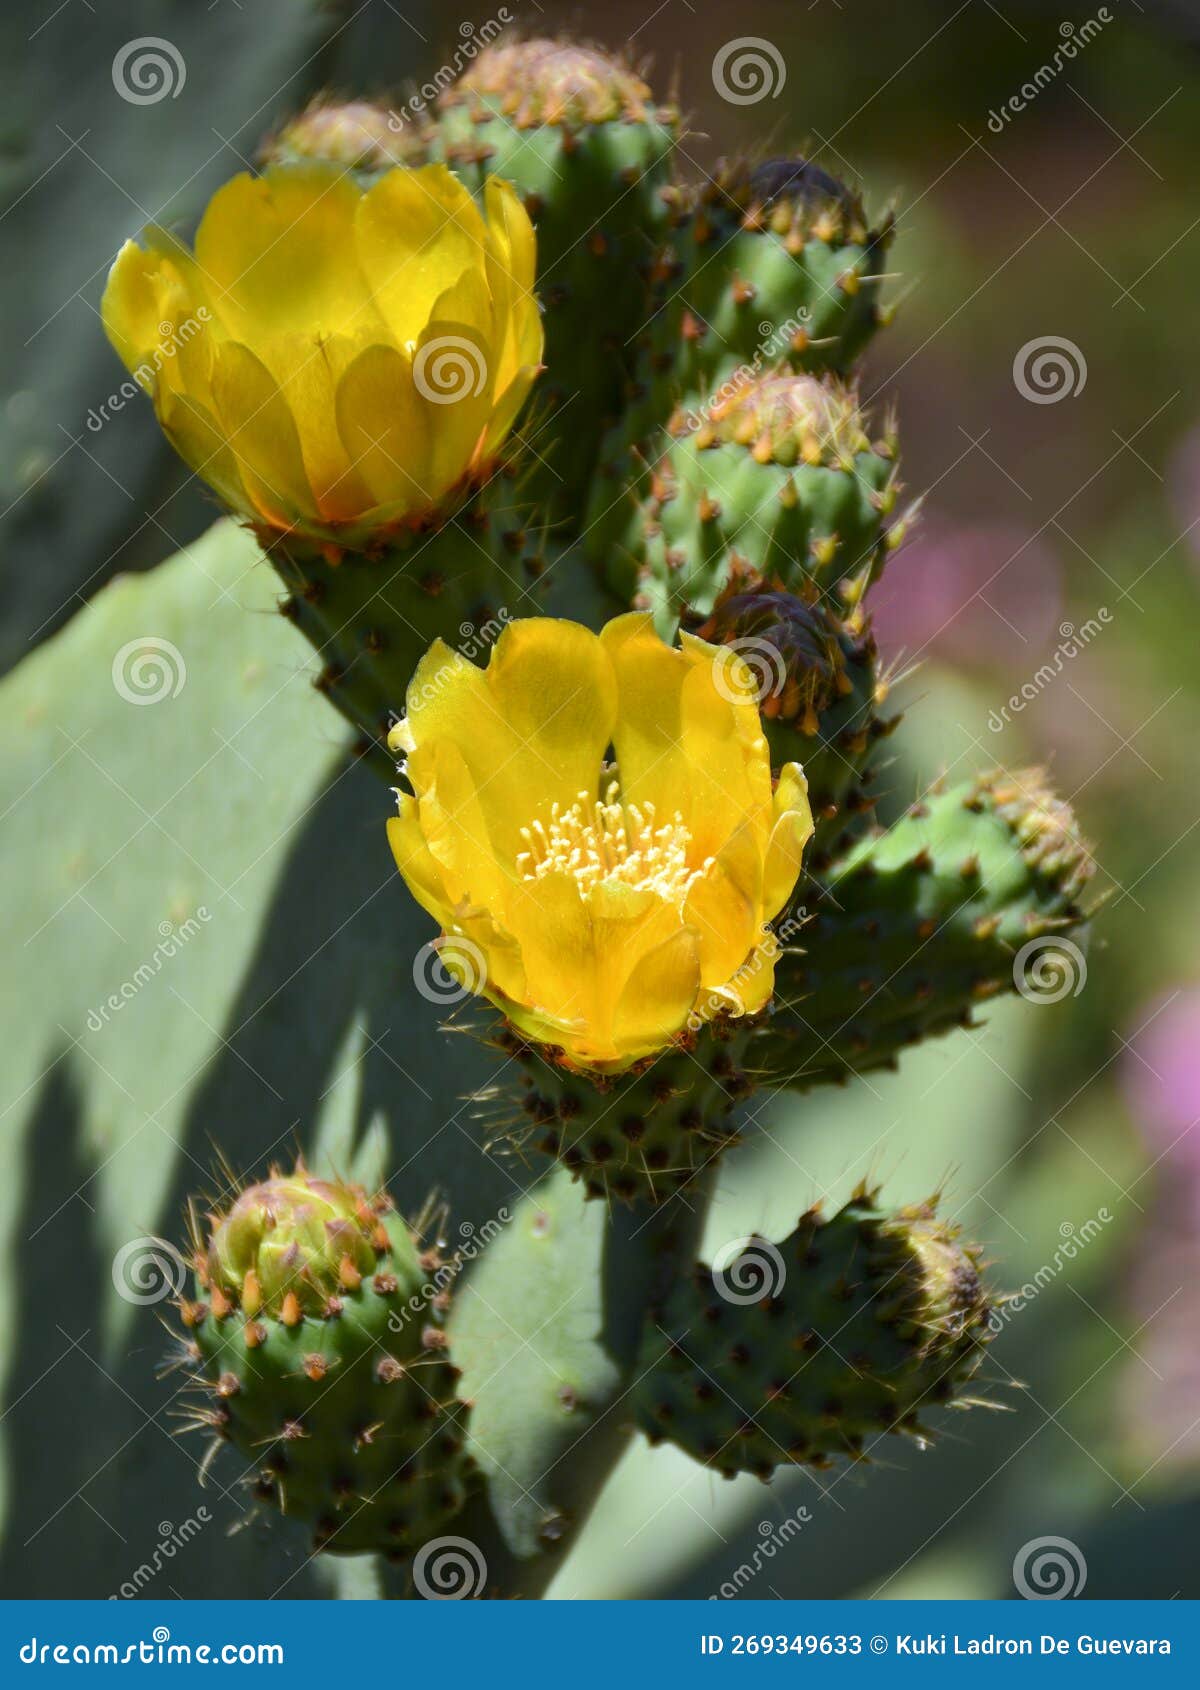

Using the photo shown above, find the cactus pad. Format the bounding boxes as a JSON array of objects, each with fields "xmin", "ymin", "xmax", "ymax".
[
  {"xmin": 755, "ymin": 769, "xmax": 1097, "ymax": 1089},
  {"xmin": 182, "ymin": 1169, "xmax": 472, "ymax": 1557},
  {"xmin": 487, "ymin": 1022, "xmax": 757, "ymax": 1206},
  {"xmin": 635, "ymin": 1190, "xmax": 992, "ymax": 1479},
  {"xmin": 632, "ymin": 372, "xmax": 904, "ymax": 626},
  {"xmin": 434, "ymin": 40, "xmax": 678, "ymax": 520}
]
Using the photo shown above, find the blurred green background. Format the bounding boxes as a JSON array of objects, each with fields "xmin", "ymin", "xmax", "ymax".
[{"xmin": 2, "ymin": 0, "xmax": 1198, "ymax": 1600}]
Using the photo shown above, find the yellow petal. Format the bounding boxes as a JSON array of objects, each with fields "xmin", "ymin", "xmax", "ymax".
[
  {"xmin": 195, "ymin": 166, "xmax": 378, "ymax": 343},
  {"xmin": 762, "ymin": 762, "xmax": 813, "ymax": 919},
  {"xmin": 210, "ymin": 341, "xmax": 316, "ymax": 529},
  {"xmin": 356, "ymin": 165, "xmax": 487, "ymax": 349},
  {"xmin": 334, "ymin": 343, "xmax": 431, "ymax": 512},
  {"xmin": 385, "ymin": 803, "xmax": 455, "ymax": 931},
  {"xmin": 611, "ymin": 922, "xmax": 702, "ymax": 1063}
]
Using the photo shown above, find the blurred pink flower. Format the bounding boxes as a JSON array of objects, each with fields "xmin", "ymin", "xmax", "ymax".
[
  {"xmin": 1120, "ymin": 988, "xmax": 1200, "ymax": 1161},
  {"xmin": 872, "ymin": 517, "xmax": 1064, "ymax": 665}
]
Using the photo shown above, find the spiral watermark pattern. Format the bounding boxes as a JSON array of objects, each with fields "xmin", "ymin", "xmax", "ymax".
[
  {"xmin": 112, "ymin": 1237, "xmax": 189, "ymax": 1306},
  {"xmin": 1013, "ymin": 336, "xmax": 1087, "ymax": 404},
  {"xmin": 413, "ymin": 935, "xmax": 487, "ymax": 1005},
  {"xmin": 112, "ymin": 637, "xmax": 187, "ymax": 706},
  {"xmin": 712, "ymin": 37, "xmax": 787, "ymax": 105},
  {"xmin": 412, "ymin": 1535, "xmax": 488, "ymax": 1599},
  {"xmin": 413, "ymin": 335, "xmax": 488, "ymax": 404},
  {"xmin": 1012, "ymin": 1535, "xmax": 1088, "ymax": 1599},
  {"xmin": 112, "ymin": 38, "xmax": 187, "ymax": 105},
  {"xmin": 1013, "ymin": 936, "xmax": 1087, "ymax": 1004},
  {"xmin": 711, "ymin": 638, "xmax": 787, "ymax": 706},
  {"xmin": 711, "ymin": 1235, "xmax": 787, "ymax": 1305}
]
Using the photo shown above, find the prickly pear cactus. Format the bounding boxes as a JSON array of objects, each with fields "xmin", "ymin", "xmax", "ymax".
[
  {"xmin": 36, "ymin": 30, "xmax": 1105, "ymax": 1601},
  {"xmin": 636, "ymin": 1190, "xmax": 992, "ymax": 1478},
  {"xmin": 184, "ymin": 1169, "xmax": 472, "ymax": 1557}
]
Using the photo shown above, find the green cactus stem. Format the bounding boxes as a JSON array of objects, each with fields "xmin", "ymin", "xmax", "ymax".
[
  {"xmin": 584, "ymin": 155, "xmax": 895, "ymax": 577},
  {"xmin": 627, "ymin": 371, "xmax": 906, "ymax": 626},
  {"xmin": 432, "ymin": 39, "xmax": 679, "ymax": 524},
  {"xmin": 265, "ymin": 473, "xmax": 543, "ymax": 774},
  {"xmin": 753, "ymin": 768, "xmax": 1097, "ymax": 1091},
  {"xmin": 477, "ymin": 1018, "xmax": 759, "ymax": 1207},
  {"xmin": 181, "ymin": 1168, "xmax": 472, "ymax": 1558},
  {"xmin": 694, "ymin": 588, "xmax": 898, "ymax": 865},
  {"xmin": 634, "ymin": 1188, "xmax": 992, "ymax": 1479}
]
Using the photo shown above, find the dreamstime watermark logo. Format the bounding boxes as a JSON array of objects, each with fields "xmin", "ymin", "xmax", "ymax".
[
  {"xmin": 87, "ymin": 308, "xmax": 212, "ymax": 433},
  {"xmin": 988, "ymin": 611, "xmax": 1112, "ymax": 732},
  {"xmin": 986, "ymin": 1209, "xmax": 1114, "ymax": 1333},
  {"xmin": 711, "ymin": 638, "xmax": 787, "ymax": 707},
  {"xmin": 711, "ymin": 1235, "xmax": 787, "ymax": 1305},
  {"xmin": 112, "ymin": 37, "xmax": 187, "ymax": 105},
  {"xmin": 412, "ymin": 1535, "xmax": 488, "ymax": 1599},
  {"xmin": 1013, "ymin": 336, "xmax": 1088, "ymax": 404},
  {"xmin": 112, "ymin": 1236, "xmax": 189, "ymax": 1306},
  {"xmin": 1013, "ymin": 1535, "xmax": 1088, "ymax": 1599},
  {"xmin": 987, "ymin": 12, "xmax": 1113, "ymax": 133},
  {"xmin": 413, "ymin": 935, "xmax": 487, "ymax": 1004},
  {"xmin": 388, "ymin": 11, "xmax": 512, "ymax": 128},
  {"xmin": 1013, "ymin": 935, "xmax": 1087, "ymax": 1004},
  {"xmin": 414, "ymin": 335, "xmax": 488, "ymax": 404},
  {"xmin": 109, "ymin": 1509, "xmax": 211, "ymax": 1599},
  {"xmin": 112, "ymin": 636, "xmax": 186, "ymax": 705},
  {"xmin": 712, "ymin": 37, "xmax": 787, "ymax": 105},
  {"xmin": 709, "ymin": 1506, "xmax": 813, "ymax": 1598},
  {"xmin": 400, "ymin": 613, "xmax": 511, "ymax": 722},
  {"xmin": 86, "ymin": 909, "xmax": 213, "ymax": 1033},
  {"xmin": 388, "ymin": 1210, "xmax": 510, "ymax": 1333}
]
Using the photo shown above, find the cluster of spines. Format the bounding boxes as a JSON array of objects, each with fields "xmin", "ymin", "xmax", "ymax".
[{"xmin": 634, "ymin": 1188, "xmax": 993, "ymax": 1480}]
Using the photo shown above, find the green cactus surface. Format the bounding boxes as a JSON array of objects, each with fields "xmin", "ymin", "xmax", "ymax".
[
  {"xmin": 583, "ymin": 156, "xmax": 895, "ymax": 577},
  {"xmin": 634, "ymin": 1190, "xmax": 992, "ymax": 1479},
  {"xmin": 186, "ymin": 1168, "xmax": 472, "ymax": 1558},
  {"xmin": 755, "ymin": 769, "xmax": 1097, "ymax": 1090},
  {"xmin": 486, "ymin": 1020, "xmax": 758, "ymax": 1206},
  {"xmin": 432, "ymin": 39, "xmax": 679, "ymax": 522},
  {"xmin": 631, "ymin": 372, "xmax": 905, "ymax": 627}
]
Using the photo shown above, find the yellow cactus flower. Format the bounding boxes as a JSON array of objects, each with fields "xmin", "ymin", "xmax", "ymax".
[
  {"xmin": 387, "ymin": 614, "xmax": 813, "ymax": 1072},
  {"xmin": 100, "ymin": 163, "xmax": 543, "ymax": 548}
]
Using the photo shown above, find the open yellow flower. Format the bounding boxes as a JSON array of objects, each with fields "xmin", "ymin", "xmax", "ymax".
[
  {"xmin": 387, "ymin": 614, "xmax": 813, "ymax": 1071},
  {"xmin": 101, "ymin": 163, "xmax": 542, "ymax": 547}
]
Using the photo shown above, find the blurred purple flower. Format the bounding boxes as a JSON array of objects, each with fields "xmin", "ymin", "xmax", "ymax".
[
  {"xmin": 1120, "ymin": 988, "xmax": 1200, "ymax": 1165},
  {"xmin": 872, "ymin": 517, "xmax": 1063, "ymax": 665},
  {"xmin": 1167, "ymin": 427, "xmax": 1200, "ymax": 563}
]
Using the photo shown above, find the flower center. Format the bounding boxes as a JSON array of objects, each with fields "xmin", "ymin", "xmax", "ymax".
[{"xmin": 517, "ymin": 783, "xmax": 711, "ymax": 903}]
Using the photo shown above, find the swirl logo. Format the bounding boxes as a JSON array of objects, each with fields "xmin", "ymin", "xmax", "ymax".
[
  {"xmin": 711, "ymin": 1235, "xmax": 787, "ymax": 1305},
  {"xmin": 712, "ymin": 37, "xmax": 787, "ymax": 105},
  {"xmin": 412, "ymin": 1535, "xmax": 487, "ymax": 1600},
  {"xmin": 413, "ymin": 935, "xmax": 487, "ymax": 1005},
  {"xmin": 712, "ymin": 638, "xmax": 787, "ymax": 707},
  {"xmin": 151, "ymin": 1626, "xmax": 171, "ymax": 1644},
  {"xmin": 112, "ymin": 38, "xmax": 187, "ymax": 105},
  {"xmin": 1012, "ymin": 1535, "xmax": 1088, "ymax": 1599},
  {"xmin": 112, "ymin": 637, "xmax": 186, "ymax": 706},
  {"xmin": 413, "ymin": 335, "xmax": 488, "ymax": 404},
  {"xmin": 1013, "ymin": 936, "xmax": 1087, "ymax": 1004},
  {"xmin": 1013, "ymin": 336, "xmax": 1087, "ymax": 404},
  {"xmin": 112, "ymin": 1237, "xmax": 189, "ymax": 1306}
]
